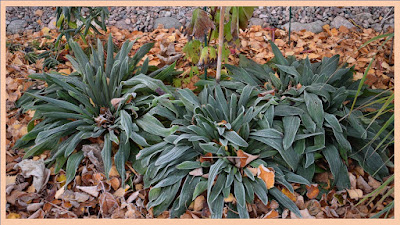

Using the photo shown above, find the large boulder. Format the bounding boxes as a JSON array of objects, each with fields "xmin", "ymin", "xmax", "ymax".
[
  {"xmin": 331, "ymin": 16, "xmax": 355, "ymax": 29},
  {"xmin": 282, "ymin": 20, "xmax": 324, "ymax": 34},
  {"xmin": 154, "ymin": 17, "xmax": 182, "ymax": 29},
  {"xmin": 7, "ymin": 19, "xmax": 27, "ymax": 34}
]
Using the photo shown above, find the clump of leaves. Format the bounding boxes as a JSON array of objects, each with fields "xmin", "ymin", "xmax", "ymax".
[
  {"xmin": 14, "ymin": 35, "xmax": 178, "ymax": 186},
  {"xmin": 138, "ymin": 85, "xmax": 309, "ymax": 218},
  {"xmin": 37, "ymin": 7, "xmax": 110, "ymax": 69},
  {"xmin": 183, "ymin": 7, "xmax": 254, "ymax": 66},
  {"xmin": 55, "ymin": 7, "xmax": 109, "ymax": 47},
  {"xmin": 221, "ymin": 41, "xmax": 393, "ymax": 188}
]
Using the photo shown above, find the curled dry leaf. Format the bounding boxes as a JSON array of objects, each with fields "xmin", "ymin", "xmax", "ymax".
[
  {"xmin": 109, "ymin": 165, "xmax": 120, "ymax": 177},
  {"xmin": 110, "ymin": 177, "xmax": 121, "ymax": 190},
  {"xmin": 305, "ymin": 199, "xmax": 321, "ymax": 216},
  {"xmin": 99, "ymin": 192, "xmax": 119, "ymax": 216},
  {"xmin": 76, "ymin": 186, "xmax": 99, "ymax": 197},
  {"xmin": 14, "ymin": 159, "xmax": 50, "ymax": 192},
  {"xmin": 6, "ymin": 176, "xmax": 17, "ymax": 185},
  {"xmin": 27, "ymin": 202, "xmax": 44, "ymax": 212},
  {"xmin": 126, "ymin": 191, "xmax": 140, "ymax": 203},
  {"xmin": 367, "ymin": 176, "xmax": 381, "ymax": 189},
  {"xmin": 306, "ymin": 184, "xmax": 320, "ymax": 199},
  {"xmin": 296, "ymin": 195, "xmax": 305, "ymax": 209},
  {"xmin": 199, "ymin": 152, "xmax": 213, "ymax": 163},
  {"xmin": 356, "ymin": 176, "xmax": 372, "ymax": 193},
  {"xmin": 189, "ymin": 167, "xmax": 203, "ymax": 176},
  {"xmin": 193, "ymin": 195, "xmax": 205, "ymax": 211},
  {"xmin": 55, "ymin": 185, "xmax": 65, "ymax": 199},
  {"xmin": 257, "ymin": 164, "xmax": 275, "ymax": 189},
  {"xmin": 347, "ymin": 189, "xmax": 363, "ymax": 200},
  {"xmin": 114, "ymin": 185, "xmax": 130, "ymax": 198},
  {"xmin": 348, "ymin": 172, "xmax": 357, "ymax": 189},
  {"xmin": 111, "ymin": 97, "xmax": 124, "ymax": 109},
  {"xmin": 263, "ymin": 210, "xmax": 279, "ymax": 219},
  {"xmin": 189, "ymin": 8, "xmax": 215, "ymax": 40},
  {"xmin": 290, "ymin": 209, "xmax": 316, "ymax": 219},
  {"xmin": 81, "ymin": 144, "xmax": 104, "ymax": 172},
  {"xmin": 235, "ymin": 150, "xmax": 259, "ymax": 168}
]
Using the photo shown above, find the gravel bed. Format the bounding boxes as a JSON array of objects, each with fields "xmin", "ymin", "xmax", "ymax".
[{"xmin": 6, "ymin": 6, "xmax": 394, "ymax": 34}]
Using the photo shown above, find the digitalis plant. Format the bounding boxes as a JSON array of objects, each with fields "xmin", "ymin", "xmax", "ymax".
[
  {"xmin": 220, "ymin": 41, "xmax": 393, "ymax": 188},
  {"xmin": 15, "ymin": 35, "xmax": 178, "ymax": 186},
  {"xmin": 138, "ymin": 85, "xmax": 309, "ymax": 218}
]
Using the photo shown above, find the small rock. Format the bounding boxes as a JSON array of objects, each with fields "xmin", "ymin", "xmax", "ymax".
[
  {"xmin": 249, "ymin": 18, "xmax": 264, "ymax": 27},
  {"xmin": 125, "ymin": 18, "xmax": 131, "ymax": 24},
  {"xmin": 116, "ymin": 20, "xmax": 131, "ymax": 30},
  {"xmin": 331, "ymin": 16, "xmax": 355, "ymax": 29},
  {"xmin": 355, "ymin": 12, "xmax": 372, "ymax": 22},
  {"xmin": 154, "ymin": 17, "xmax": 182, "ymax": 29},
  {"xmin": 282, "ymin": 20, "xmax": 324, "ymax": 33},
  {"xmin": 7, "ymin": 19, "xmax": 27, "ymax": 34},
  {"xmin": 165, "ymin": 11, "xmax": 172, "ymax": 17}
]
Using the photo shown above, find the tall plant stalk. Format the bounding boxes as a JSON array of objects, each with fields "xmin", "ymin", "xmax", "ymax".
[{"xmin": 216, "ymin": 6, "xmax": 226, "ymax": 83}]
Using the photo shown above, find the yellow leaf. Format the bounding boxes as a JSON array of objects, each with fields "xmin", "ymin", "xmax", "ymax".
[
  {"xmin": 167, "ymin": 35, "xmax": 175, "ymax": 42},
  {"xmin": 282, "ymin": 188, "xmax": 297, "ymax": 202},
  {"xmin": 57, "ymin": 174, "xmax": 67, "ymax": 187},
  {"xmin": 257, "ymin": 164, "xmax": 275, "ymax": 189},
  {"xmin": 58, "ymin": 68, "xmax": 71, "ymax": 75},
  {"xmin": 41, "ymin": 27, "xmax": 50, "ymax": 36},
  {"xmin": 224, "ymin": 193, "xmax": 236, "ymax": 203},
  {"xmin": 7, "ymin": 213, "xmax": 21, "ymax": 219},
  {"xmin": 331, "ymin": 28, "xmax": 339, "ymax": 36},
  {"xmin": 322, "ymin": 24, "xmax": 330, "ymax": 31}
]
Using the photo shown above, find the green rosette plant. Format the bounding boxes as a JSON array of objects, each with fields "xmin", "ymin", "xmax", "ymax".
[
  {"xmin": 14, "ymin": 35, "xmax": 178, "ymax": 186},
  {"xmin": 219, "ymin": 41, "xmax": 393, "ymax": 188},
  {"xmin": 138, "ymin": 85, "xmax": 310, "ymax": 218}
]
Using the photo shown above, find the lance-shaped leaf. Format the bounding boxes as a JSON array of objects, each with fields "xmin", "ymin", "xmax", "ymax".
[{"xmin": 282, "ymin": 116, "xmax": 300, "ymax": 150}]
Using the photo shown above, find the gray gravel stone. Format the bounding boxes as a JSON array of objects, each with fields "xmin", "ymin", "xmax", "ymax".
[
  {"xmin": 249, "ymin": 18, "xmax": 264, "ymax": 26},
  {"xmin": 282, "ymin": 20, "xmax": 325, "ymax": 34},
  {"xmin": 154, "ymin": 17, "xmax": 182, "ymax": 29},
  {"xmin": 355, "ymin": 12, "xmax": 372, "ymax": 21},
  {"xmin": 5, "ymin": 6, "xmax": 394, "ymax": 34},
  {"xmin": 331, "ymin": 16, "xmax": 355, "ymax": 29},
  {"xmin": 115, "ymin": 20, "xmax": 131, "ymax": 30},
  {"xmin": 7, "ymin": 19, "xmax": 27, "ymax": 34}
]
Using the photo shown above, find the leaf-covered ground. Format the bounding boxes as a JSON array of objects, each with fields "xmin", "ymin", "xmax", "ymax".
[{"xmin": 5, "ymin": 24, "xmax": 394, "ymax": 219}]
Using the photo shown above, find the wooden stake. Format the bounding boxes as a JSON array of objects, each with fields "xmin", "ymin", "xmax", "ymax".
[{"xmin": 216, "ymin": 6, "xmax": 226, "ymax": 83}]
